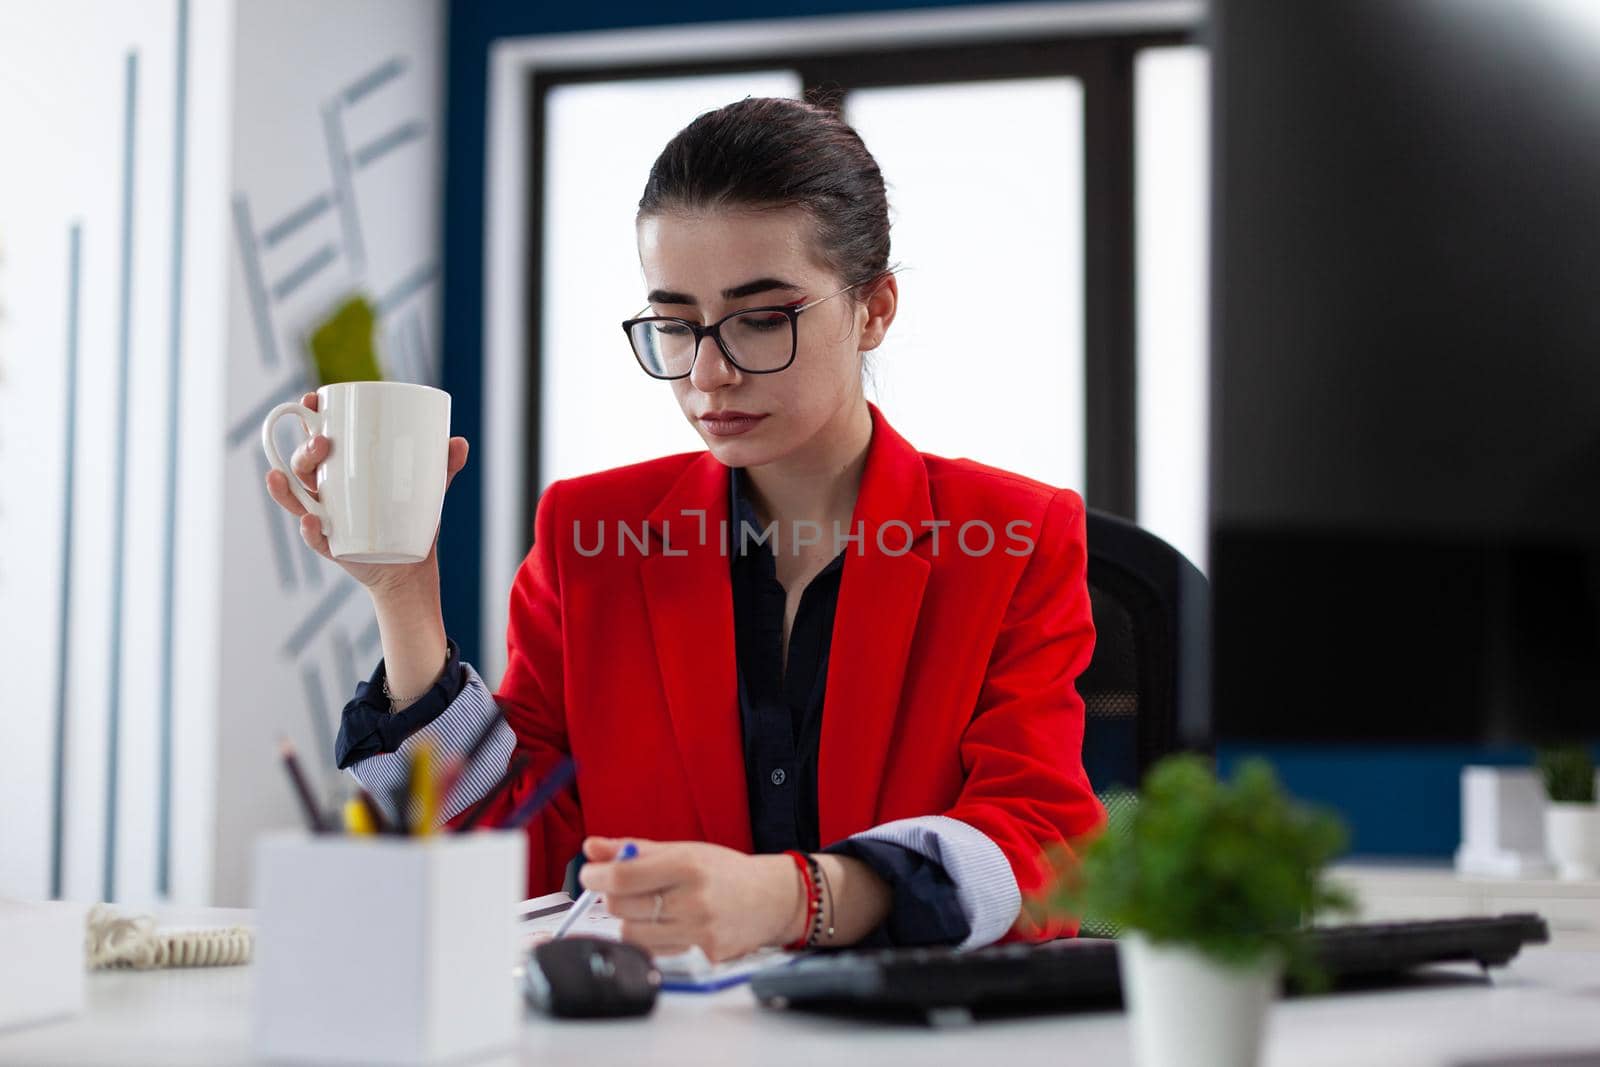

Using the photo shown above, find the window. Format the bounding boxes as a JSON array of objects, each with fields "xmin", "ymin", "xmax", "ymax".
[
  {"xmin": 1135, "ymin": 46, "xmax": 1211, "ymax": 571},
  {"xmin": 845, "ymin": 77, "xmax": 1085, "ymax": 490}
]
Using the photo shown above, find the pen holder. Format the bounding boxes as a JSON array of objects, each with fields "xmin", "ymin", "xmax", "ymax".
[{"xmin": 253, "ymin": 830, "xmax": 526, "ymax": 1064}]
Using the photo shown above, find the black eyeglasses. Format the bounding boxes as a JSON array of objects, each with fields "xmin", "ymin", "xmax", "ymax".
[{"xmin": 622, "ymin": 281, "xmax": 862, "ymax": 380}]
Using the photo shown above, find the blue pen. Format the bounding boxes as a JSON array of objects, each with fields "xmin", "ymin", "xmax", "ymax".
[{"xmin": 554, "ymin": 841, "xmax": 638, "ymax": 939}]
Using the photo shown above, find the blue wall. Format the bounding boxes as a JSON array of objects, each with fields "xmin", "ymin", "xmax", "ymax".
[{"xmin": 1215, "ymin": 744, "xmax": 1539, "ymax": 858}]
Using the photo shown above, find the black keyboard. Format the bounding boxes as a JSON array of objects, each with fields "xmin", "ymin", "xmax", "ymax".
[{"xmin": 751, "ymin": 914, "xmax": 1549, "ymax": 1023}]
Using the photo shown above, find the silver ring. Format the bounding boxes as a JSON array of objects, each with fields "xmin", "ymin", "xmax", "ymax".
[{"xmin": 652, "ymin": 892, "xmax": 665, "ymax": 923}]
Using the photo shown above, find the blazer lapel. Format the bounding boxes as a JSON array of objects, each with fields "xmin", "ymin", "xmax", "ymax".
[
  {"xmin": 639, "ymin": 454, "xmax": 753, "ymax": 852},
  {"xmin": 818, "ymin": 405, "xmax": 935, "ymax": 845}
]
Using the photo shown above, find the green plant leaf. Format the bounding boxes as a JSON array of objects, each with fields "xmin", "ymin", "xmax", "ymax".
[
  {"xmin": 1536, "ymin": 745, "xmax": 1597, "ymax": 805},
  {"xmin": 1041, "ymin": 754, "xmax": 1354, "ymax": 982}
]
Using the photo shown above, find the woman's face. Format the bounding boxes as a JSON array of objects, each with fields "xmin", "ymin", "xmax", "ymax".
[{"xmin": 635, "ymin": 206, "xmax": 891, "ymax": 469}]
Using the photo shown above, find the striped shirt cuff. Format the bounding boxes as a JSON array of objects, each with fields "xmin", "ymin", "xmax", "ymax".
[
  {"xmin": 846, "ymin": 815, "xmax": 1021, "ymax": 949},
  {"xmin": 345, "ymin": 664, "xmax": 514, "ymax": 827}
]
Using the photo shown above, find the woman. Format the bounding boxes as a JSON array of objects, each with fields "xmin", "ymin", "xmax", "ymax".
[{"xmin": 264, "ymin": 96, "xmax": 1103, "ymax": 961}]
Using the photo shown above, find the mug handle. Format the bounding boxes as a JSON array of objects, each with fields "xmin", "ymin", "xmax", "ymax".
[{"xmin": 260, "ymin": 401, "xmax": 329, "ymax": 528}]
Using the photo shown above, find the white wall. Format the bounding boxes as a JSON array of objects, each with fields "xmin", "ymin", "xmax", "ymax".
[
  {"xmin": 217, "ymin": 0, "xmax": 445, "ymax": 905},
  {"xmin": 0, "ymin": 0, "xmax": 444, "ymax": 907},
  {"xmin": 0, "ymin": 0, "xmax": 232, "ymax": 906}
]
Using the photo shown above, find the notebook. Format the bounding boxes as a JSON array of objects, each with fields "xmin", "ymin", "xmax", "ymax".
[{"xmin": 516, "ymin": 892, "xmax": 793, "ymax": 992}]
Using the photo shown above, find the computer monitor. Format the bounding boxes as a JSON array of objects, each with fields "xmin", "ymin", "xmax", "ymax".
[{"xmin": 1209, "ymin": 0, "xmax": 1600, "ymax": 743}]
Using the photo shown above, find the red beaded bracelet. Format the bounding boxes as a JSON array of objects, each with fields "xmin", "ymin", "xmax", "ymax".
[{"xmin": 783, "ymin": 849, "xmax": 820, "ymax": 950}]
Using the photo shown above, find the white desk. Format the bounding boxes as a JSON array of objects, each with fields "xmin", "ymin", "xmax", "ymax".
[
  {"xmin": 3, "ymin": 910, "xmax": 1599, "ymax": 1067},
  {"xmin": 1332, "ymin": 860, "xmax": 1600, "ymax": 950}
]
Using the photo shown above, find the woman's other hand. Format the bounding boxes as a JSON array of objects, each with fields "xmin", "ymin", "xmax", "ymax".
[{"xmin": 577, "ymin": 837, "xmax": 804, "ymax": 962}]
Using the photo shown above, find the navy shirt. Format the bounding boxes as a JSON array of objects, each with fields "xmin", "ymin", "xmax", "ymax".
[
  {"xmin": 728, "ymin": 467, "xmax": 969, "ymax": 947},
  {"xmin": 333, "ymin": 638, "xmax": 464, "ymax": 768},
  {"xmin": 728, "ymin": 471, "xmax": 843, "ymax": 855}
]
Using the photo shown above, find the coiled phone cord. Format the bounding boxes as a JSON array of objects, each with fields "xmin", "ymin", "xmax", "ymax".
[{"xmin": 85, "ymin": 904, "xmax": 253, "ymax": 970}]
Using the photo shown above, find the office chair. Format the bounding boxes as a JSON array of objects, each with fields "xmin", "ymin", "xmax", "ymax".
[
  {"xmin": 1073, "ymin": 511, "xmax": 1210, "ymax": 936},
  {"xmin": 1079, "ymin": 509, "xmax": 1211, "ymax": 796}
]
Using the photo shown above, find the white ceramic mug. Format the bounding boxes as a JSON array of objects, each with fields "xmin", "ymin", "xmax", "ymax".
[{"xmin": 260, "ymin": 381, "xmax": 451, "ymax": 564}]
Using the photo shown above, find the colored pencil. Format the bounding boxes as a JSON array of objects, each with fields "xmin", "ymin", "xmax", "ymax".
[
  {"xmin": 343, "ymin": 796, "xmax": 376, "ymax": 835},
  {"xmin": 277, "ymin": 736, "xmax": 327, "ymax": 833},
  {"xmin": 454, "ymin": 753, "xmax": 530, "ymax": 832},
  {"xmin": 391, "ymin": 777, "xmax": 411, "ymax": 836},
  {"xmin": 412, "ymin": 740, "xmax": 438, "ymax": 836},
  {"xmin": 498, "ymin": 757, "xmax": 577, "ymax": 831},
  {"xmin": 356, "ymin": 788, "xmax": 391, "ymax": 834}
]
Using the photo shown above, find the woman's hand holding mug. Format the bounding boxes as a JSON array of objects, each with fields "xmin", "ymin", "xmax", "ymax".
[{"xmin": 261, "ymin": 385, "xmax": 468, "ymax": 603}]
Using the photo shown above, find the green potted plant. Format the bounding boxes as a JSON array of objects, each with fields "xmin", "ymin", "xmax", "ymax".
[
  {"xmin": 1035, "ymin": 755, "xmax": 1353, "ymax": 1067},
  {"xmin": 1536, "ymin": 745, "xmax": 1598, "ymax": 880}
]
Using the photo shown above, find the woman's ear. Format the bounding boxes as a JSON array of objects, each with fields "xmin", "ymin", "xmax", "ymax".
[{"xmin": 856, "ymin": 271, "xmax": 899, "ymax": 353}]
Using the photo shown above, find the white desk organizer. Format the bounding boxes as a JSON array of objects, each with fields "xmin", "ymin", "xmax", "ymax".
[
  {"xmin": 1455, "ymin": 766, "xmax": 1553, "ymax": 878},
  {"xmin": 0, "ymin": 900, "xmax": 85, "ymax": 1032},
  {"xmin": 253, "ymin": 831, "xmax": 526, "ymax": 1064}
]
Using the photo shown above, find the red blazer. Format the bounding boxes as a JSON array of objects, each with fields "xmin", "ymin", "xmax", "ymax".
[{"xmin": 457, "ymin": 404, "xmax": 1104, "ymax": 941}]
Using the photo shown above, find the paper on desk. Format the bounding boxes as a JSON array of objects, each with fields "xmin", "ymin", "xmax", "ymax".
[{"xmin": 516, "ymin": 892, "xmax": 792, "ymax": 990}]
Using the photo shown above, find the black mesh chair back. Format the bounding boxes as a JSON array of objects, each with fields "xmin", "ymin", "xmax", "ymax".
[
  {"xmin": 1073, "ymin": 511, "xmax": 1210, "ymax": 937},
  {"xmin": 1079, "ymin": 509, "xmax": 1211, "ymax": 796}
]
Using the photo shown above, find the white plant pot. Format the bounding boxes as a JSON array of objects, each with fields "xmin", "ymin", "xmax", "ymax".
[
  {"xmin": 1545, "ymin": 803, "xmax": 1600, "ymax": 880},
  {"xmin": 1455, "ymin": 766, "xmax": 1553, "ymax": 877},
  {"xmin": 1118, "ymin": 932, "xmax": 1282, "ymax": 1067}
]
